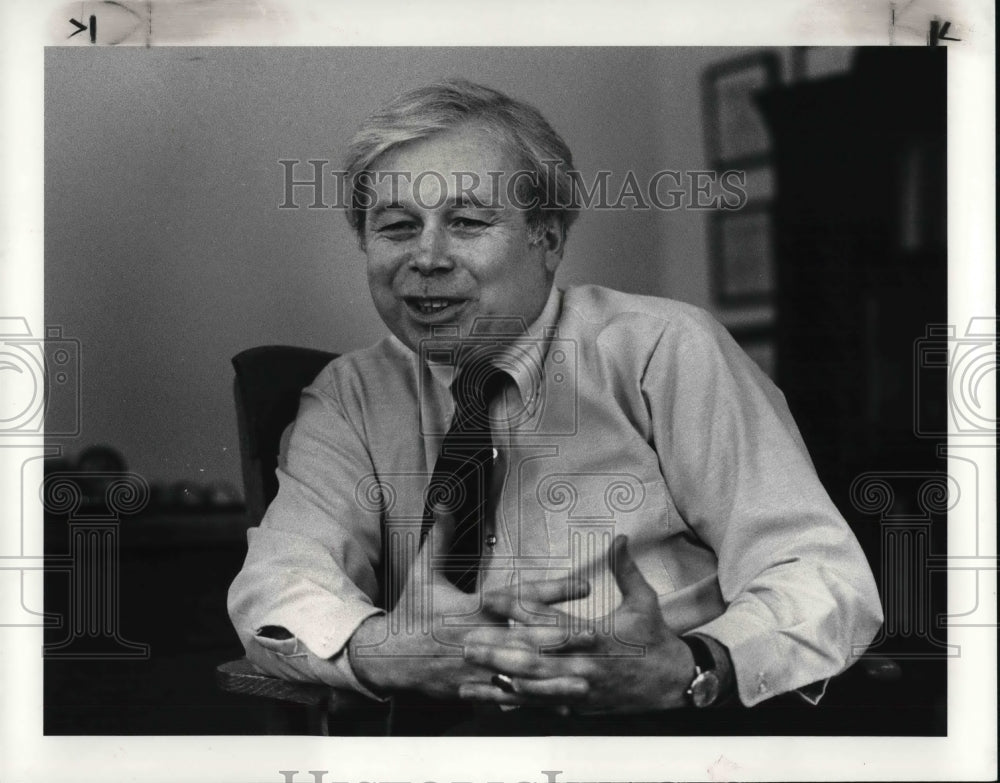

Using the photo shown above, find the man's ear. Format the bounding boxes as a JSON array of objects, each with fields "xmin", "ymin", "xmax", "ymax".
[{"xmin": 534, "ymin": 215, "xmax": 566, "ymax": 274}]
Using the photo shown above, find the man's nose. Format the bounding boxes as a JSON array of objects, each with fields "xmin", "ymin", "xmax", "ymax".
[{"xmin": 409, "ymin": 225, "xmax": 453, "ymax": 274}]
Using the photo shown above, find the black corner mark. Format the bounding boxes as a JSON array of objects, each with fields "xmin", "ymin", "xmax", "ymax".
[
  {"xmin": 68, "ymin": 14, "xmax": 97, "ymax": 43},
  {"xmin": 929, "ymin": 19, "xmax": 961, "ymax": 45},
  {"xmin": 937, "ymin": 21, "xmax": 961, "ymax": 40}
]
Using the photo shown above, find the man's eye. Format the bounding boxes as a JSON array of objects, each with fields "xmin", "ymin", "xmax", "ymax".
[
  {"xmin": 451, "ymin": 218, "xmax": 488, "ymax": 231},
  {"xmin": 377, "ymin": 221, "xmax": 418, "ymax": 238}
]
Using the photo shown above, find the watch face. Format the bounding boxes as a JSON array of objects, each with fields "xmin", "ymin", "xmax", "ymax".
[{"xmin": 690, "ymin": 670, "xmax": 721, "ymax": 708}]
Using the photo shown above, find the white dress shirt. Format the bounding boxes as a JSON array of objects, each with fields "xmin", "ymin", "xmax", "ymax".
[{"xmin": 228, "ymin": 284, "xmax": 883, "ymax": 707}]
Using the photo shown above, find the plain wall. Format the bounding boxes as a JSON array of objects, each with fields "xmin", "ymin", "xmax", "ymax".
[{"xmin": 45, "ymin": 47, "xmax": 786, "ymax": 492}]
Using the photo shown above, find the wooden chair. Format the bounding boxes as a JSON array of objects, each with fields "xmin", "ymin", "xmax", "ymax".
[
  {"xmin": 229, "ymin": 345, "xmax": 337, "ymax": 530},
  {"xmin": 216, "ymin": 346, "xmax": 904, "ymax": 735},
  {"xmin": 216, "ymin": 345, "xmax": 390, "ymax": 735}
]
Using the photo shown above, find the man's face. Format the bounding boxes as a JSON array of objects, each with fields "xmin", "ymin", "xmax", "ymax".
[{"xmin": 363, "ymin": 124, "xmax": 562, "ymax": 356}]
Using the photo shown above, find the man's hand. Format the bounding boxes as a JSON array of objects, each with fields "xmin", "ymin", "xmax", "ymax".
[
  {"xmin": 347, "ymin": 505, "xmax": 589, "ymax": 701},
  {"xmin": 459, "ymin": 534, "xmax": 696, "ymax": 713}
]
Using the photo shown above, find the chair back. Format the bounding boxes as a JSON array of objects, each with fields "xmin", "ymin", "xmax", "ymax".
[{"xmin": 232, "ymin": 345, "xmax": 338, "ymax": 526}]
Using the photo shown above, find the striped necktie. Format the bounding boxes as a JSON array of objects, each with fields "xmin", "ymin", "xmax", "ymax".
[{"xmin": 423, "ymin": 359, "xmax": 508, "ymax": 592}]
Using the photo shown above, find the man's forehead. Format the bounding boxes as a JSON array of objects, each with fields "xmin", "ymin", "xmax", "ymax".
[
  {"xmin": 371, "ymin": 128, "xmax": 520, "ymax": 184},
  {"xmin": 374, "ymin": 124, "xmax": 514, "ymax": 168}
]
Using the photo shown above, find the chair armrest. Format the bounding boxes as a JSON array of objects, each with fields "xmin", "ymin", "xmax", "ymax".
[
  {"xmin": 216, "ymin": 658, "xmax": 391, "ymax": 735},
  {"xmin": 215, "ymin": 658, "xmax": 364, "ymax": 711}
]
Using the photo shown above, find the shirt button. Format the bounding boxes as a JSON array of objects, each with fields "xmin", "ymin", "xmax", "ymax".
[{"xmin": 485, "ymin": 534, "xmax": 497, "ymax": 549}]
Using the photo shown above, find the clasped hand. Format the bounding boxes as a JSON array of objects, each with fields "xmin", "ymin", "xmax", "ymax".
[{"xmin": 348, "ymin": 506, "xmax": 694, "ymax": 713}]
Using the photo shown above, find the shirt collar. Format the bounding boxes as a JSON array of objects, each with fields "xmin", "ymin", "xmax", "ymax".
[{"xmin": 423, "ymin": 285, "xmax": 562, "ymax": 409}]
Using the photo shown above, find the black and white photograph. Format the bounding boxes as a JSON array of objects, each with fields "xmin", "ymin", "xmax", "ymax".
[{"xmin": 1, "ymin": 2, "xmax": 995, "ymax": 782}]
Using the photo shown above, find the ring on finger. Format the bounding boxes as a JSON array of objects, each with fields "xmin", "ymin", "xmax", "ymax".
[{"xmin": 491, "ymin": 673, "xmax": 517, "ymax": 693}]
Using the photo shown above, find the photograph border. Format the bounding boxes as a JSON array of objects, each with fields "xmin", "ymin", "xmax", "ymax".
[{"xmin": 1, "ymin": 2, "xmax": 995, "ymax": 782}]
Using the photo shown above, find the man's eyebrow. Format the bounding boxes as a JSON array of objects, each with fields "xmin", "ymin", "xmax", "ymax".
[
  {"xmin": 449, "ymin": 195, "xmax": 501, "ymax": 210},
  {"xmin": 368, "ymin": 203, "xmax": 409, "ymax": 221}
]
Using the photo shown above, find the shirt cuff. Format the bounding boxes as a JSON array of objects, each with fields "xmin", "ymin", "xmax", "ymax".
[
  {"xmin": 691, "ymin": 604, "xmax": 838, "ymax": 708},
  {"xmin": 305, "ymin": 623, "xmax": 388, "ymax": 702},
  {"xmin": 247, "ymin": 598, "xmax": 385, "ymax": 698},
  {"xmin": 794, "ymin": 678, "xmax": 829, "ymax": 705}
]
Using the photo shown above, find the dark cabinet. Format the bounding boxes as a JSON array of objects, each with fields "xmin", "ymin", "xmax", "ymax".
[
  {"xmin": 759, "ymin": 47, "xmax": 947, "ymax": 510},
  {"xmin": 757, "ymin": 47, "xmax": 948, "ymax": 731}
]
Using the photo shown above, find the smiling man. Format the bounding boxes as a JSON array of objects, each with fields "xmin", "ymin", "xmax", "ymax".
[
  {"xmin": 362, "ymin": 124, "xmax": 561, "ymax": 352},
  {"xmin": 228, "ymin": 79, "xmax": 883, "ymax": 735}
]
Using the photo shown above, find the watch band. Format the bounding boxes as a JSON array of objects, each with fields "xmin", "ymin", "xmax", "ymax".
[
  {"xmin": 681, "ymin": 634, "xmax": 723, "ymax": 708},
  {"xmin": 682, "ymin": 634, "xmax": 717, "ymax": 673}
]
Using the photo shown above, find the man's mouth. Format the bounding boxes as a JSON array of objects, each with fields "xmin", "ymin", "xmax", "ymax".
[
  {"xmin": 414, "ymin": 299, "xmax": 453, "ymax": 314},
  {"xmin": 404, "ymin": 297, "xmax": 468, "ymax": 319}
]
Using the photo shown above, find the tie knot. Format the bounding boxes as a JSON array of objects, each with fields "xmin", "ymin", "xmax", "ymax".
[{"xmin": 451, "ymin": 361, "xmax": 508, "ymax": 431}]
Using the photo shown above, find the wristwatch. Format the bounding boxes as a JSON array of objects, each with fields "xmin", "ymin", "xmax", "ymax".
[{"xmin": 681, "ymin": 634, "xmax": 722, "ymax": 708}]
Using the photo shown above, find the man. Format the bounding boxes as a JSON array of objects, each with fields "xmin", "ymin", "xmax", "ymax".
[{"xmin": 228, "ymin": 79, "xmax": 883, "ymax": 734}]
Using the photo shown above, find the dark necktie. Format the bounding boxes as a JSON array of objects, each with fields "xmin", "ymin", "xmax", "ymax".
[{"xmin": 423, "ymin": 359, "xmax": 508, "ymax": 592}]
